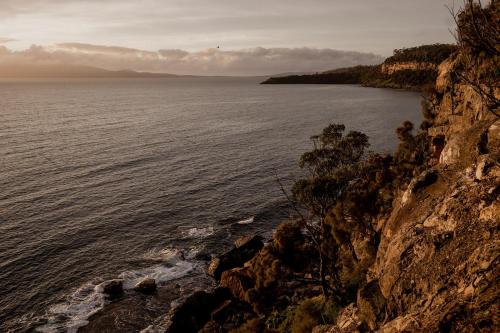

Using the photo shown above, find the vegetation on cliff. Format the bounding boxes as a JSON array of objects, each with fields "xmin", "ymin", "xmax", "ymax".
[
  {"xmin": 385, "ymin": 44, "xmax": 457, "ymax": 65},
  {"xmin": 450, "ymin": 0, "xmax": 500, "ymax": 114}
]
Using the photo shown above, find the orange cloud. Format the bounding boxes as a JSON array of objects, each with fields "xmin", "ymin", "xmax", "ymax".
[
  {"xmin": 0, "ymin": 37, "xmax": 16, "ymax": 44},
  {"xmin": 0, "ymin": 43, "xmax": 384, "ymax": 76}
]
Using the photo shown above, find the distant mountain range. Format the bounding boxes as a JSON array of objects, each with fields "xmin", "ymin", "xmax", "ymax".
[{"xmin": 0, "ymin": 63, "xmax": 181, "ymax": 78}]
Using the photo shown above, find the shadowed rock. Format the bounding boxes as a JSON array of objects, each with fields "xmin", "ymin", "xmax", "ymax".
[
  {"xmin": 133, "ymin": 278, "xmax": 156, "ymax": 294},
  {"xmin": 165, "ymin": 288, "xmax": 231, "ymax": 333},
  {"xmin": 208, "ymin": 235, "xmax": 264, "ymax": 280},
  {"xmin": 101, "ymin": 279, "xmax": 124, "ymax": 298}
]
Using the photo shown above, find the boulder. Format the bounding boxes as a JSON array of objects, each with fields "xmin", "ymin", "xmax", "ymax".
[
  {"xmin": 210, "ymin": 298, "xmax": 256, "ymax": 330},
  {"xmin": 101, "ymin": 279, "xmax": 123, "ymax": 298},
  {"xmin": 357, "ymin": 280, "xmax": 386, "ymax": 330},
  {"xmin": 198, "ymin": 320, "xmax": 219, "ymax": 333},
  {"xmin": 410, "ymin": 169, "xmax": 438, "ymax": 194},
  {"xmin": 208, "ymin": 235, "xmax": 264, "ymax": 280},
  {"xmin": 220, "ymin": 267, "xmax": 254, "ymax": 301},
  {"xmin": 475, "ymin": 154, "xmax": 494, "ymax": 180},
  {"xmin": 211, "ymin": 300, "xmax": 233, "ymax": 323},
  {"xmin": 328, "ymin": 303, "xmax": 361, "ymax": 332},
  {"xmin": 402, "ymin": 169, "xmax": 438, "ymax": 204},
  {"xmin": 440, "ymin": 137, "xmax": 461, "ymax": 165},
  {"xmin": 487, "ymin": 120, "xmax": 500, "ymax": 153},
  {"xmin": 234, "ymin": 235, "xmax": 262, "ymax": 248},
  {"xmin": 133, "ymin": 277, "xmax": 156, "ymax": 294},
  {"xmin": 165, "ymin": 287, "xmax": 232, "ymax": 333},
  {"xmin": 207, "ymin": 258, "xmax": 222, "ymax": 278}
]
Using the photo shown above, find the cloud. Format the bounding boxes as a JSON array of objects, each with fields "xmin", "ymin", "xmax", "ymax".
[
  {"xmin": 0, "ymin": 37, "xmax": 16, "ymax": 44},
  {"xmin": 0, "ymin": 0, "xmax": 456, "ymax": 56},
  {"xmin": 0, "ymin": 43, "xmax": 383, "ymax": 76}
]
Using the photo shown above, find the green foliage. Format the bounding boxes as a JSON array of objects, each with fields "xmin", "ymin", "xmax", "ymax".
[
  {"xmin": 290, "ymin": 296, "xmax": 339, "ymax": 333},
  {"xmin": 249, "ymin": 245, "xmax": 282, "ymax": 291},
  {"xmin": 452, "ymin": 0, "xmax": 500, "ymax": 113},
  {"xmin": 385, "ymin": 44, "xmax": 457, "ymax": 65},
  {"xmin": 394, "ymin": 121, "xmax": 430, "ymax": 182},
  {"xmin": 274, "ymin": 220, "xmax": 304, "ymax": 255},
  {"xmin": 367, "ymin": 69, "xmax": 439, "ymax": 90},
  {"xmin": 262, "ymin": 65, "xmax": 379, "ymax": 84},
  {"xmin": 231, "ymin": 318, "xmax": 266, "ymax": 333},
  {"xmin": 273, "ymin": 220, "xmax": 314, "ymax": 271},
  {"xmin": 266, "ymin": 305, "xmax": 296, "ymax": 333},
  {"xmin": 293, "ymin": 124, "xmax": 369, "ymax": 218},
  {"xmin": 291, "ymin": 123, "xmax": 395, "ymax": 301},
  {"xmin": 454, "ymin": 1, "xmax": 499, "ymax": 58},
  {"xmin": 291, "ymin": 121, "xmax": 431, "ymax": 301}
]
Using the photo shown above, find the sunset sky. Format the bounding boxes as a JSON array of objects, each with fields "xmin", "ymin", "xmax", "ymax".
[{"xmin": 0, "ymin": 0, "xmax": 457, "ymax": 75}]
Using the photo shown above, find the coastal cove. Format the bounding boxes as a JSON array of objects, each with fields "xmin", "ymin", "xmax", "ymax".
[{"xmin": 0, "ymin": 77, "xmax": 422, "ymax": 332}]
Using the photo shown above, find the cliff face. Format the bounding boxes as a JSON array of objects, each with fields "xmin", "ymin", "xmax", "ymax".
[
  {"xmin": 186, "ymin": 57, "xmax": 498, "ymax": 333},
  {"xmin": 381, "ymin": 62, "xmax": 437, "ymax": 75},
  {"xmin": 316, "ymin": 48, "xmax": 499, "ymax": 333}
]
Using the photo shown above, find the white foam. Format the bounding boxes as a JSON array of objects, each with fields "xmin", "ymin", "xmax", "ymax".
[
  {"xmin": 36, "ymin": 246, "xmax": 199, "ymax": 333},
  {"xmin": 183, "ymin": 225, "xmax": 214, "ymax": 238},
  {"xmin": 237, "ymin": 216, "xmax": 254, "ymax": 225},
  {"xmin": 142, "ymin": 246, "xmax": 182, "ymax": 261},
  {"xmin": 119, "ymin": 260, "xmax": 195, "ymax": 289},
  {"xmin": 36, "ymin": 281, "xmax": 105, "ymax": 333}
]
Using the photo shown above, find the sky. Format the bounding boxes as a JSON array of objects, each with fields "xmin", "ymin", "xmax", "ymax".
[{"xmin": 0, "ymin": 0, "xmax": 457, "ymax": 76}]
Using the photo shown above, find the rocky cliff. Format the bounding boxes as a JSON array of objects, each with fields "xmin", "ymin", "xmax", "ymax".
[
  {"xmin": 164, "ymin": 56, "xmax": 498, "ymax": 332},
  {"xmin": 312, "ymin": 25, "xmax": 499, "ymax": 333},
  {"xmin": 380, "ymin": 62, "xmax": 437, "ymax": 75},
  {"xmin": 160, "ymin": 3, "xmax": 499, "ymax": 332}
]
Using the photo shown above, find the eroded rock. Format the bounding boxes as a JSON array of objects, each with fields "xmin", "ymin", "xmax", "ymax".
[
  {"xmin": 475, "ymin": 154, "xmax": 494, "ymax": 180},
  {"xmin": 487, "ymin": 119, "xmax": 500, "ymax": 153},
  {"xmin": 440, "ymin": 137, "xmax": 461, "ymax": 165},
  {"xmin": 208, "ymin": 235, "xmax": 264, "ymax": 280},
  {"xmin": 402, "ymin": 169, "xmax": 438, "ymax": 204},
  {"xmin": 357, "ymin": 280, "xmax": 386, "ymax": 330},
  {"xmin": 133, "ymin": 278, "xmax": 156, "ymax": 294},
  {"xmin": 165, "ymin": 288, "xmax": 231, "ymax": 333},
  {"xmin": 101, "ymin": 279, "xmax": 123, "ymax": 298},
  {"xmin": 220, "ymin": 267, "xmax": 254, "ymax": 301}
]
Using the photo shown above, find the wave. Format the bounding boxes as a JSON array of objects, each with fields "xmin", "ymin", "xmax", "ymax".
[
  {"xmin": 141, "ymin": 247, "xmax": 183, "ymax": 261},
  {"xmin": 182, "ymin": 226, "xmax": 215, "ymax": 239},
  {"xmin": 36, "ymin": 247, "xmax": 199, "ymax": 333},
  {"xmin": 119, "ymin": 261, "xmax": 195, "ymax": 290},
  {"xmin": 36, "ymin": 280, "xmax": 105, "ymax": 333},
  {"xmin": 236, "ymin": 216, "xmax": 254, "ymax": 225}
]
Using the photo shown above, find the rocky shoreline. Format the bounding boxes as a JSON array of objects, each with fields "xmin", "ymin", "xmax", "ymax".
[
  {"xmin": 80, "ymin": 3, "xmax": 499, "ymax": 332},
  {"xmin": 160, "ymin": 3, "xmax": 500, "ymax": 331}
]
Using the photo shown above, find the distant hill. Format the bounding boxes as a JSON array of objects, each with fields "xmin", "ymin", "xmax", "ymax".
[
  {"xmin": 262, "ymin": 44, "xmax": 457, "ymax": 90},
  {"xmin": 262, "ymin": 65, "xmax": 380, "ymax": 85},
  {"xmin": 0, "ymin": 63, "xmax": 180, "ymax": 78},
  {"xmin": 269, "ymin": 71, "xmax": 315, "ymax": 77}
]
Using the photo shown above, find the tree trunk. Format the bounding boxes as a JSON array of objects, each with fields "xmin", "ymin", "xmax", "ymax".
[
  {"xmin": 319, "ymin": 249, "xmax": 329, "ymax": 296},
  {"xmin": 319, "ymin": 217, "xmax": 330, "ymax": 296}
]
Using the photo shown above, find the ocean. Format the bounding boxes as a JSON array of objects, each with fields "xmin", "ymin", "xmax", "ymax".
[{"xmin": 0, "ymin": 77, "xmax": 421, "ymax": 332}]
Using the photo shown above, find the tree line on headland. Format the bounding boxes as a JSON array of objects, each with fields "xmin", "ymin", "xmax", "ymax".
[{"xmin": 261, "ymin": 44, "xmax": 457, "ymax": 91}]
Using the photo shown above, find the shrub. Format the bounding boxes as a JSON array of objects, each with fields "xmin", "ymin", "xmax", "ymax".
[
  {"xmin": 291, "ymin": 296, "xmax": 339, "ymax": 333},
  {"xmin": 266, "ymin": 305, "xmax": 296, "ymax": 333},
  {"xmin": 273, "ymin": 220, "xmax": 313, "ymax": 271},
  {"xmin": 231, "ymin": 318, "xmax": 267, "ymax": 333}
]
